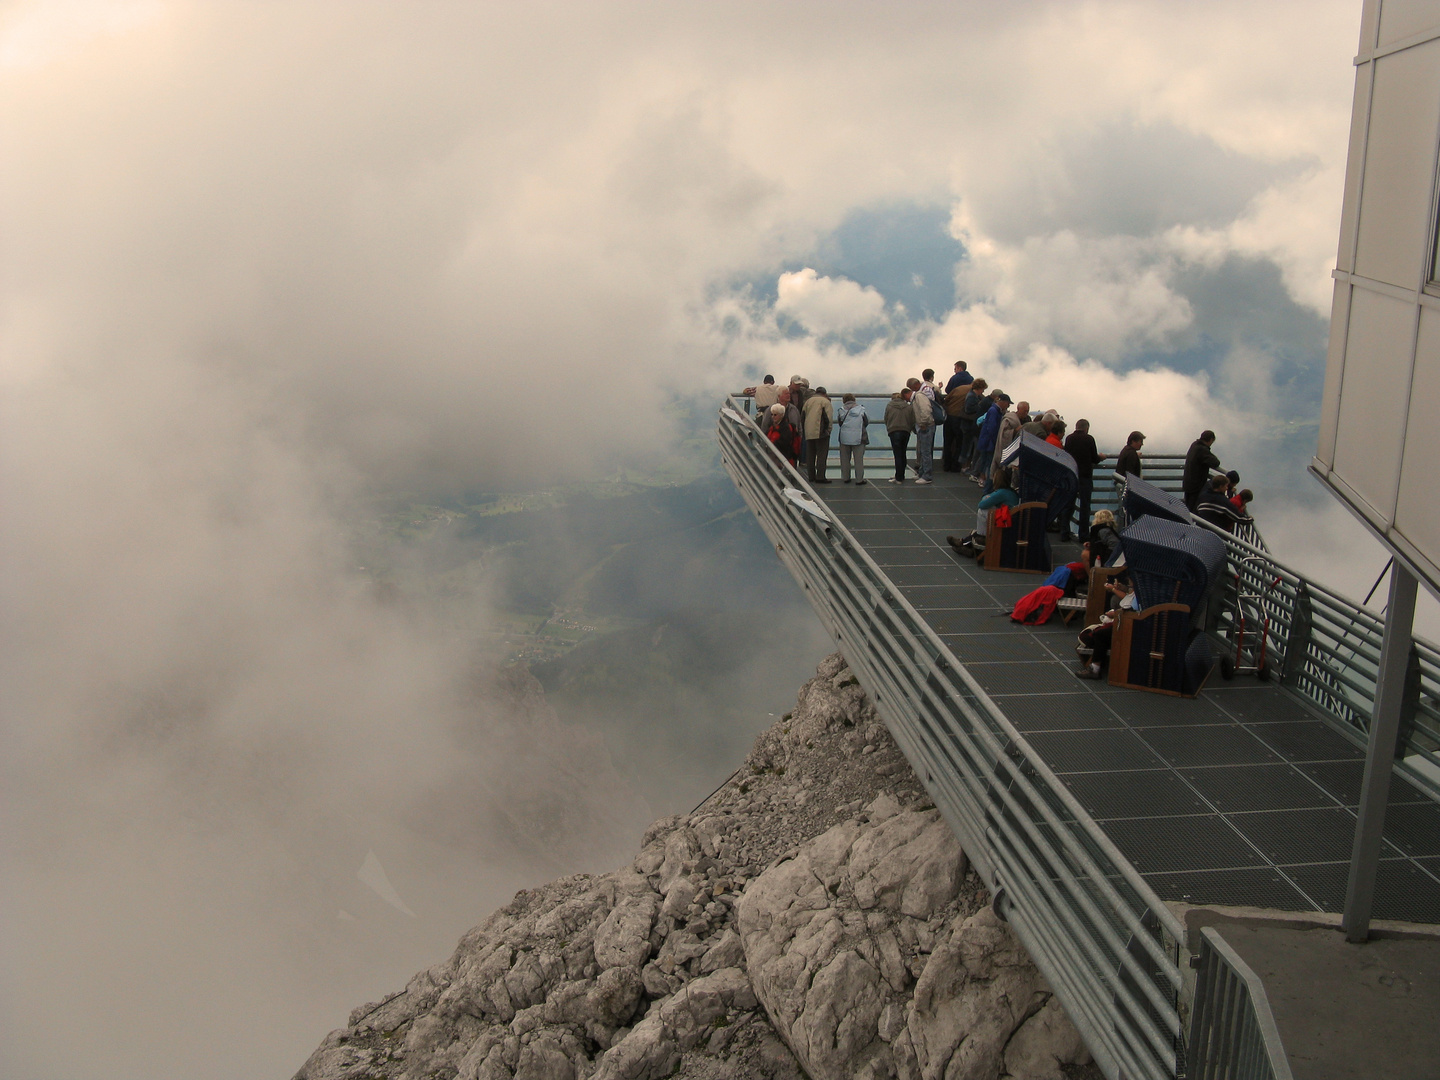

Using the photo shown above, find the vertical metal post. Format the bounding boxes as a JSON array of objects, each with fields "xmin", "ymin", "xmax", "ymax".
[{"xmin": 1343, "ymin": 563, "xmax": 1419, "ymax": 942}]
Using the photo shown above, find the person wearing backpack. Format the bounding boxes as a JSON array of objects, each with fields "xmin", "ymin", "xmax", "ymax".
[
  {"xmin": 909, "ymin": 374, "xmax": 939, "ymax": 485},
  {"xmin": 835, "ymin": 393, "xmax": 870, "ymax": 484},
  {"xmin": 766, "ymin": 395, "xmax": 802, "ymax": 467}
]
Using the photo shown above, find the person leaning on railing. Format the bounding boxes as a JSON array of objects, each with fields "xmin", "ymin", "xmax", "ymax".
[
  {"xmin": 1194, "ymin": 474, "xmax": 1251, "ymax": 533},
  {"xmin": 743, "ymin": 375, "xmax": 780, "ymax": 413},
  {"xmin": 1113, "ymin": 430, "xmax": 1144, "ymax": 494},
  {"xmin": 1183, "ymin": 430, "xmax": 1221, "ymax": 511}
]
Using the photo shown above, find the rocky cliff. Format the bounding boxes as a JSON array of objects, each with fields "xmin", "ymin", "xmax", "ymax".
[{"xmin": 295, "ymin": 654, "xmax": 1096, "ymax": 1080}]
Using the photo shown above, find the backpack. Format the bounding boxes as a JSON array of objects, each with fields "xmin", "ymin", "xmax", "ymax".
[{"xmin": 929, "ymin": 392, "xmax": 945, "ymax": 426}]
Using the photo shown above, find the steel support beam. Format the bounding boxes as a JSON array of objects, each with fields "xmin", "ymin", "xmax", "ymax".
[{"xmin": 1343, "ymin": 563, "xmax": 1419, "ymax": 942}]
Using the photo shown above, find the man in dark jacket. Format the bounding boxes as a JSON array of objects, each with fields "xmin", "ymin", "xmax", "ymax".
[
  {"xmin": 971, "ymin": 392, "xmax": 1009, "ymax": 484},
  {"xmin": 1195, "ymin": 474, "xmax": 1250, "ymax": 532},
  {"xmin": 942, "ymin": 384, "xmax": 969, "ymax": 472},
  {"xmin": 1182, "ymin": 430, "xmax": 1221, "ymax": 510},
  {"xmin": 1114, "ymin": 430, "xmax": 1144, "ymax": 495},
  {"xmin": 1060, "ymin": 419, "xmax": 1106, "ymax": 543},
  {"xmin": 956, "ymin": 377, "xmax": 988, "ymax": 472},
  {"xmin": 945, "ymin": 360, "xmax": 974, "ymax": 393}
]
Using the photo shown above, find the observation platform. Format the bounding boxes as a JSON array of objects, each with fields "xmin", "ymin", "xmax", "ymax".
[
  {"xmin": 719, "ymin": 397, "xmax": 1440, "ymax": 1078},
  {"xmin": 815, "ymin": 467, "xmax": 1440, "ymax": 925}
]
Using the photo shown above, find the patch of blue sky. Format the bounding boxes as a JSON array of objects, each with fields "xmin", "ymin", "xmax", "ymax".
[{"xmin": 722, "ymin": 201, "xmax": 964, "ymax": 323}]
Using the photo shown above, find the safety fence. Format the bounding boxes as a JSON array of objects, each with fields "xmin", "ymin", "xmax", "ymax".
[
  {"xmin": 733, "ymin": 391, "xmax": 1438, "ymax": 786},
  {"xmin": 718, "ymin": 397, "xmax": 1190, "ymax": 1080},
  {"xmin": 1191, "ymin": 515, "xmax": 1440, "ymax": 793},
  {"xmin": 730, "ymin": 391, "xmax": 1266, "ymax": 548},
  {"xmin": 1187, "ymin": 928, "xmax": 1294, "ymax": 1080}
]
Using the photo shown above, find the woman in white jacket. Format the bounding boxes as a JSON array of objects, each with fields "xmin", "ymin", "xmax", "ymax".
[{"xmin": 835, "ymin": 394, "xmax": 869, "ymax": 485}]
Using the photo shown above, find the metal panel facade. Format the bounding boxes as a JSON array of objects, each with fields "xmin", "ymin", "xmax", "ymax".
[{"xmin": 1314, "ymin": 0, "xmax": 1440, "ymax": 598}]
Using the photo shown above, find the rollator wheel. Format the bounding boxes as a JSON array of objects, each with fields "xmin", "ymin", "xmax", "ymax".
[
  {"xmin": 1255, "ymin": 662, "xmax": 1271, "ymax": 682},
  {"xmin": 1219, "ymin": 656, "xmax": 1235, "ymax": 681}
]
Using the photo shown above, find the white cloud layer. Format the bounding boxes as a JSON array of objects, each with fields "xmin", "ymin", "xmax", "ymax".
[
  {"xmin": 775, "ymin": 267, "xmax": 888, "ymax": 333},
  {"xmin": 0, "ymin": 2, "xmax": 1366, "ymax": 1078}
]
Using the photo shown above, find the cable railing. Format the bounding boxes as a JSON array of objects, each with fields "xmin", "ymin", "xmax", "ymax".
[{"xmin": 718, "ymin": 397, "xmax": 1189, "ymax": 1080}]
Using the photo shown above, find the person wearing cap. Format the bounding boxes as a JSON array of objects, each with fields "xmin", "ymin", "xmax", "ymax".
[
  {"xmin": 802, "ymin": 386, "xmax": 835, "ymax": 483},
  {"xmin": 988, "ymin": 399, "xmax": 1029, "ymax": 490},
  {"xmin": 1114, "ymin": 430, "xmax": 1145, "ymax": 494},
  {"xmin": 971, "ymin": 391, "xmax": 1009, "ymax": 485}
]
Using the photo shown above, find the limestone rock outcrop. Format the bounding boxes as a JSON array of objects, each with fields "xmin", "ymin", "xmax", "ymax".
[{"xmin": 294, "ymin": 655, "xmax": 1096, "ymax": 1080}]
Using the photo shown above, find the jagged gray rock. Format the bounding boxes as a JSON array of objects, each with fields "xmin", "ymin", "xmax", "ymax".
[{"xmin": 294, "ymin": 654, "xmax": 1096, "ymax": 1080}]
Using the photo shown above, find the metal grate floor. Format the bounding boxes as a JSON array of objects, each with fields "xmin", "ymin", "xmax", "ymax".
[{"xmin": 817, "ymin": 467, "xmax": 1440, "ymax": 925}]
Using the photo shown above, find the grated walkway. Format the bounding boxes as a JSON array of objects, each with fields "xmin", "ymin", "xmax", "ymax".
[{"xmin": 813, "ymin": 466, "xmax": 1440, "ymax": 924}]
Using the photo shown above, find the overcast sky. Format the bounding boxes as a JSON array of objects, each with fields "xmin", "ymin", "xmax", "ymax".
[{"xmin": 0, "ymin": 2, "xmax": 1384, "ymax": 1078}]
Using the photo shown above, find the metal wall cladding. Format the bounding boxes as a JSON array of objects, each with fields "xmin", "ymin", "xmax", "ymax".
[
  {"xmin": 1317, "ymin": 7, "xmax": 1440, "ymax": 597},
  {"xmin": 1120, "ymin": 515, "xmax": 1228, "ymax": 612}
]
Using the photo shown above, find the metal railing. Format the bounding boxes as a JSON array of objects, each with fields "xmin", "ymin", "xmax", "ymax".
[
  {"xmin": 1187, "ymin": 927, "xmax": 1294, "ymax": 1080},
  {"xmin": 718, "ymin": 397, "xmax": 1188, "ymax": 1080},
  {"xmin": 1190, "ymin": 516, "xmax": 1440, "ymax": 793},
  {"xmin": 731, "ymin": 391, "xmax": 1265, "ymax": 545},
  {"xmin": 740, "ymin": 390, "xmax": 1437, "ymax": 784}
]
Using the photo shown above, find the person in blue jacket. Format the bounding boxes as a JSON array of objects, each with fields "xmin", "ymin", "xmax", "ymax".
[
  {"xmin": 947, "ymin": 466, "xmax": 1019, "ymax": 557},
  {"xmin": 970, "ymin": 392, "xmax": 1010, "ymax": 485}
]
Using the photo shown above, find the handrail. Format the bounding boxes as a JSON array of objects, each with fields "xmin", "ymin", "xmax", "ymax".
[
  {"xmin": 1187, "ymin": 512, "xmax": 1440, "ymax": 793},
  {"xmin": 1187, "ymin": 927, "xmax": 1294, "ymax": 1080},
  {"xmin": 730, "ymin": 390, "xmax": 1265, "ymax": 547},
  {"xmin": 717, "ymin": 397, "xmax": 1187, "ymax": 1080}
]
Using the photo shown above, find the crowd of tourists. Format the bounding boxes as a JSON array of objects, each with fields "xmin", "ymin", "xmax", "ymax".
[{"xmin": 743, "ymin": 364, "xmax": 1256, "ymax": 549}]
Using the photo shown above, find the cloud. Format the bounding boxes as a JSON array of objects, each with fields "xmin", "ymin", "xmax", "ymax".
[
  {"xmin": 1167, "ymin": 164, "xmax": 1345, "ymax": 314},
  {"xmin": 955, "ymin": 222, "xmax": 1195, "ymax": 359},
  {"xmin": 775, "ymin": 267, "xmax": 888, "ymax": 333},
  {"xmin": 0, "ymin": 2, "xmax": 1368, "ymax": 1078}
]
